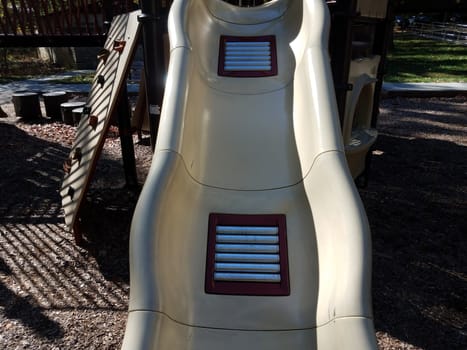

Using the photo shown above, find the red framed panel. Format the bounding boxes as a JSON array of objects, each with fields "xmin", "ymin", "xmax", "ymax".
[
  {"xmin": 205, "ymin": 213, "xmax": 290, "ymax": 296},
  {"xmin": 218, "ymin": 35, "xmax": 278, "ymax": 77}
]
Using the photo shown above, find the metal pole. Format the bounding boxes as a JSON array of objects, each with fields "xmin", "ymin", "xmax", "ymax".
[{"xmin": 138, "ymin": 0, "xmax": 167, "ymax": 152}]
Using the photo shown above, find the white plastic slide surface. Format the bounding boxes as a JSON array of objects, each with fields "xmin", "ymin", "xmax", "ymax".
[
  {"xmin": 122, "ymin": 1, "xmax": 377, "ymax": 349},
  {"xmin": 344, "ymin": 55, "xmax": 380, "ymax": 178}
]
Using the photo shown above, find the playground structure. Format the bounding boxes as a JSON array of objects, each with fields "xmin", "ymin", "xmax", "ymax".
[
  {"xmin": 121, "ymin": 0, "xmax": 378, "ymax": 349},
  {"xmin": 1, "ymin": 0, "xmax": 396, "ymax": 238},
  {"xmin": 2, "ymin": 0, "xmax": 466, "ymax": 348},
  {"xmin": 327, "ymin": 0, "xmax": 391, "ymax": 183},
  {"xmin": 0, "ymin": 0, "xmax": 138, "ymax": 47},
  {"xmin": 343, "ymin": 55, "xmax": 380, "ymax": 178},
  {"xmin": 60, "ymin": 11, "xmax": 141, "ymax": 240}
]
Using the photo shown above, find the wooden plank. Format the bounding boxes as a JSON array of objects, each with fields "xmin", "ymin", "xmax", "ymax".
[{"xmin": 60, "ymin": 10, "xmax": 141, "ymax": 242}]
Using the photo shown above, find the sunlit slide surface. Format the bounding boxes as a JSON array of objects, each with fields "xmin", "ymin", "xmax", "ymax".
[{"xmin": 122, "ymin": 1, "xmax": 377, "ymax": 349}]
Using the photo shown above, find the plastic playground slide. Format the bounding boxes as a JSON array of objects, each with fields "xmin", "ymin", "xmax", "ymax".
[
  {"xmin": 343, "ymin": 55, "xmax": 380, "ymax": 179},
  {"xmin": 122, "ymin": 0, "xmax": 377, "ymax": 349}
]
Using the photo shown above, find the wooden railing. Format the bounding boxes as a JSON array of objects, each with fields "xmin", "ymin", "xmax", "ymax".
[{"xmin": 0, "ymin": 0, "xmax": 139, "ymax": 46}]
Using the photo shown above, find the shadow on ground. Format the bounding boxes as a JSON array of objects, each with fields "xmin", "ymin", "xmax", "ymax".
[
  {"xmin": 0, "ymin": 96, "xmax": 465, "ymax": 349},
  {"xmin": 0, "ymin": 122, "xmax": 132, "ymax": 347},
  {"xmin": 361, "ymin": 98, "xmax": 467, "ymax": 350}
]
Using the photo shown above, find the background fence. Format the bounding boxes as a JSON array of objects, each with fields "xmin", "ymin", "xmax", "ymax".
[
  {"xmin": 409, "ymin": 21, "xmax": 467, "ymax": 46},
  {"xmin": 0, "ymin": 0, "xmax": 139, "ymax": 46}
]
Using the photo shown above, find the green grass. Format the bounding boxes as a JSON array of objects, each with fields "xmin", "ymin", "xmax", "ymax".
[
  {"xmin": 385, "ymin": 33, "xmax": 467, "ymax": 83},
  {"xmin": 2, "ymin": 35, "xmax": 465, "ymax": 84},
  {"xmin": 0, "ymin": 71, "xmax": 94, "ymax": 84},
  {"xmin": 47, "ymin": 73, "xmax": 94, "ymax": 84},
  {"xmin": 0, "ymin": 55, "xmax": 66, "ymax": 83}
]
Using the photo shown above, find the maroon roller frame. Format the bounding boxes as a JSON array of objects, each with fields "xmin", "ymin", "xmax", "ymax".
[
  {"xmin": 218, "ymin": 35, "xmax": 278, "ymax": 78},
  {"xmin": 205, "ymin": 213, "xmax": 290, "ymax": 296}
]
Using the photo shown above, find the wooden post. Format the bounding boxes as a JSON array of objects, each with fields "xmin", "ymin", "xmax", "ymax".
[
  {"xmin": 328, "ymin": 0, "xmax": 358, "ymax": 127},
  {"xmin": 60, "ymin": 101, "xmax": 86, "ymax": 125},
  {"xmin": 132, "ymin": 68, "xmax": 150, "ymax": 141},
  {"xmin": 43, "ymin": 91, "xmax": 69, "ymax": 120},
  {"xmin": 72, "ymin": 107, "xmax": 84, "ymax": 125},
  {"xmin": 138, "ymin": 0, "xmax": 168, "ymax": 152},
  {"xmin": 12, "ymin": 92, "xmax": 42, "ymax": 120},
  {"xmin": 116, "ymin": 85, "xmax": 138, "ymax": 188}
]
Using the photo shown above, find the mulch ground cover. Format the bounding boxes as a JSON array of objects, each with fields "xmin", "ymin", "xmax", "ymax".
[{"xmin": 0, "ymin": 96, "xmax": 466, "ymax": 349}]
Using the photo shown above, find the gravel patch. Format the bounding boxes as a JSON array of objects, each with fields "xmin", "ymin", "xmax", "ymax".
[{"xmin": 0, "ymin": 96, "xmax": 466, "ymax": 349}]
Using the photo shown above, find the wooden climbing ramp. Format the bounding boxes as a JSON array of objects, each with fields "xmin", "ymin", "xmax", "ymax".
[{"xmin": 60, "ymin": 10, "xmax": 141, "ymax": 242}]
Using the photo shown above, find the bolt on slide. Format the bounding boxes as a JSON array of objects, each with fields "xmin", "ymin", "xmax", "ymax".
[{"xmin": 122, "ymin": 0, "xmax": 377, "ymax": 349}]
